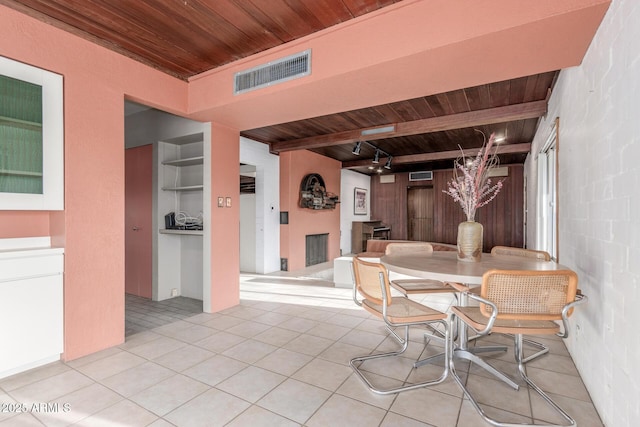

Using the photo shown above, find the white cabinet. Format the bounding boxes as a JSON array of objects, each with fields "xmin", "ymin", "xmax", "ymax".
[
  {"xmin": 0, "ymin": 237, "xmax": 64, "ymax": 379},
  {"xmin": 0, "ymin": 55, "xmax": 64, "ymax": 210}
]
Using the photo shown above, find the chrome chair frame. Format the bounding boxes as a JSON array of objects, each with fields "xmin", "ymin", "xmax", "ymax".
[
  {"xmin": 350, "ymin": 257, "xmax": 451, "ymax": 395},
  {"xmin": 384, "ymin": 242, "xmax": 458, "ymax": 361},
  {"xmin": 488, "ymin": 246, "xmax": 555, "ymax": 363},
  {"xmin": 450, "ymin": 269, "xmax": 588, "ymax": 427}
]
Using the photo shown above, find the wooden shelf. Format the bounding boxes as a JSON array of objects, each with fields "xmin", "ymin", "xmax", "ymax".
[
  {"xmin": 161, "ymin": 185, "xmax": 203, "ymax": 191},
  {"xmin": 159, "ymin": 229, "xmax": 203, "ymax": 236},
  {"xmin": 162, "ymin": 156, "xmax": 204, "ymax": 167}
]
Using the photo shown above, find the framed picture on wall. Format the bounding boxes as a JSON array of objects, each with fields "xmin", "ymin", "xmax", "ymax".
[{"xmin": 354, "ymin": 187, "xmax": 367, "ymax": 215}]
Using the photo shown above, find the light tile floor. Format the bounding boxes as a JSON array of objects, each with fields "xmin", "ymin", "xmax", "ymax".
[
  {"xmin": 125, "ymin": 295, "xmax": 203, "ymax": 336},
  {"xmin": 0, "ymin": 272, "xmax": 603, "ymax": 426}
]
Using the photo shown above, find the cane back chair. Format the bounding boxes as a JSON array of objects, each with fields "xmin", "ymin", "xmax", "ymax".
[
  {"xmin": 450, "ymin": 269, "xmax": 587, "ymax": 427},
  {"xmin": 489, "ymin": 246, "xmax": 553, "ymax": 362},
  {"xmin": 384, "ymin": 242, "xmax": 457, "ymax": 296},
  {"xmin": 350, "ymin": 256, "xmax": 451, "ymax": 395},
  {"xmin": 491, "ymin": 246, "xmax": 551, "ymax": 261},
  {"xmin": 384, "ymin": 242, "xmax": 459, "ymax": 364}
]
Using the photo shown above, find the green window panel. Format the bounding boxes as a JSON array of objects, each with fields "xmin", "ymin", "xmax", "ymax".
[{"xmin": 0, "ymin": 74, "xmax": 43, "ymax": 195}]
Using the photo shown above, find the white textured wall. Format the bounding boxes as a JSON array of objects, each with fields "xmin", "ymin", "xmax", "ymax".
[
  {"xmin": 125, "ymin": 109, "xmax": 206, "ymax": 149},
  {"xmin": 240, "ymin": 137, "xmax": 280, "ymax": 274},
  {"xmin": 340, "ymin": 170, "xmax": 371, "ymax": 254},
  {"xmin": 526, "ymin": 1, "xmax": 639, "ymax": 425},
  {"xmin": 239, "ymin": 193, "xmax": 256, "ymax": 273}
]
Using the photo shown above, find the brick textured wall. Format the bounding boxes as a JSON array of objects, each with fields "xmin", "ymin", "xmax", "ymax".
[{"xmin": 526, "ymin": 1, "xmax": 640, "ymax": 425}]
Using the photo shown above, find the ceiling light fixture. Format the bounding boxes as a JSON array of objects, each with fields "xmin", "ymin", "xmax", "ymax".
[
  {"xmin": 384, "ymin": 156, "xmax": 393, "ymax": 170},
  {"xmin": 352, "ymin": 141, "xmax": 362, "ymax": 155},
  {"xmin": 361, "ymin": 125, "xmax": 396, "ymax": 136},
  {"xmin": 354, "ymin": 140, "xmax": 392, "ymax": 171}
]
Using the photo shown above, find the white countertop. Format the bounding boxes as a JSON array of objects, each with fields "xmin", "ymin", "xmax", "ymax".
[
  {"xmin": 0, "ymin": 236, "xmax": 64, "ymax": 259},
  {"xmin": 0, "ymin": 246, "xmax": 64, "ymax": 259}
]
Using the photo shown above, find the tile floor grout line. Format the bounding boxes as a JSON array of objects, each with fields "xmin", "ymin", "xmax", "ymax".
[{"xmin": 0, "ymin": 276, "xmax": 603, "ymax": 426}]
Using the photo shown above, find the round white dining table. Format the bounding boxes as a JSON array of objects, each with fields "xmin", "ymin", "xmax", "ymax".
[
  {"xmin": 381, "ymin": 250, "xmax": 574, "ymax": 388},
  {"xmin": 381, "ymin": 250, "xmax": 571, "ymax": 285}
]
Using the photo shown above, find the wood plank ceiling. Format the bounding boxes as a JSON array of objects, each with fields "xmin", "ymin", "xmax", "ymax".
[
  {"xmin": 2, "ymin": 0, "xmax": 558, "ymax": 175},
  {"xmin": 244, "ymin": 71, "xmax": 558, "ymax": 175},
  {"xmin": 1, "ymin": 0, "xmax": 401, "ymax": 79}
]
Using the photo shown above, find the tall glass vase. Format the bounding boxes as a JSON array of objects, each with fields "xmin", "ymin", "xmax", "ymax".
[{"xmin": 457, "ymin": 221, "xmax": 483, "ymax": 262}]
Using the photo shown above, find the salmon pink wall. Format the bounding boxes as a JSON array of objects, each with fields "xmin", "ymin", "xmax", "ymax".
[
  {"xmin": 0, "ymin": 0, "xmax": 610, "ymax": 363},
  {"xmin": 279, "ymin": 164, "xmax": 291, "ymax": 267},
  {"xmin": 0, "ymin": 5, "xmax": 187, "ymax": 360},
  {"xmin": 208, "ymin": 123, "xmax": 240, "ymax": 311},
  {"xmin": 0, "ymin": 212, "xmax": 49, "ymax": 237},
  {"xmin": 187, "ymin": 0, "xmax": 610, "ymax": 131},
  {"xmin": 280, "ymin": 151, "xmax": 341, "ymax": 272}
]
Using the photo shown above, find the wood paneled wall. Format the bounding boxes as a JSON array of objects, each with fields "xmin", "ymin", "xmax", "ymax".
[
  {"xmin": 370, "ymin": 173, "xmax": 410, "ymax": 240},
  {"xmin": 370, "ymin": 165, "xmax": 524, "ymax": 252}
]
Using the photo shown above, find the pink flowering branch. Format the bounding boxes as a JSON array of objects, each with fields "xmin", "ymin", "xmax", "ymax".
[{"xmin": 443, "ymin": 132, "xmax": 504, "ymax": 221}]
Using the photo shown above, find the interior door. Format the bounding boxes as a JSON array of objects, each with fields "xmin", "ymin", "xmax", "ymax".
[
  {"xmin": 407, "ymin": 187, "xmax": 434, "ymax": 241},
  {"xmin": 125, "ymin": 144, "xmax": 152, "ymax": 298}
]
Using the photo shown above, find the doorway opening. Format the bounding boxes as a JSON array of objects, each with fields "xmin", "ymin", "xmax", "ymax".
[
  {"xmin": 407, "ymin": 186, "xmax": 435, "ymax": 241},
  {"xmin": 537, "ymin": 118, "xmax": 559, "ymax": 261},
  {"xmin": 124, "ymin": 100, "xmax": 207, "ymax": 334},
  {"xmin": 240, "ymin": 164, "xmax": 257, "ymax": 273}
]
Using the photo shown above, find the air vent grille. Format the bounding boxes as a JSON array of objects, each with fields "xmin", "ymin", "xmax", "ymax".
[
  {"xmin": 234, "ymin": 50, "xmax": 311, "ymax": 95},
  {"xmin": 408, "ymin": 171, "xmax": 433, "ymax": 181}
]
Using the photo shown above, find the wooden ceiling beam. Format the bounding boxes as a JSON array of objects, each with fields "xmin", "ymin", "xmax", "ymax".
[
  {"xmin": 269, "ymin": 100, "xmax": 547, "ymax": 153},
  {"xmin": 341, "ymin": 143, "xmax": 532, "ymax": 169}
]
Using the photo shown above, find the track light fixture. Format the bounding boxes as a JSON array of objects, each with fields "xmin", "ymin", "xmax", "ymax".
[
  {"xmin": 352, "ymin": 140, "xmax": 392, "ymax": 170},
  {"xmin": 373, "ymin": 149, "xmax": 380, "ymax": 164}
]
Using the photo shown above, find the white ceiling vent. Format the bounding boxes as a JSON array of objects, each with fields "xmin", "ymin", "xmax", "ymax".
[
  {"xmin": 409, "ymin": 171, "xmax": 433, "ymax": 181},
  {"xmin": 234, "ymin": 49, "xmax": 311, "ymax": 95}
]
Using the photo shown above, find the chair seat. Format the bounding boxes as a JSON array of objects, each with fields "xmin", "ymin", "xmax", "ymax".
[
  {"xmin": 363, "ymin": 297, "xmax": 447, "ymax": 323},
  {"xmin": 452, "ymin": 306, "xmax": 560, "ymax": 335},
  {"xmin": 350, "ymin": 256, "xmax": 451, "ymax": 395},
  {"xmin": 448, "ymin": 268, "xmax": 584, "ymax": 427},
  {"xmin": 390, "ymin": 279, "xmax": 457, "ymax": 294}
]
